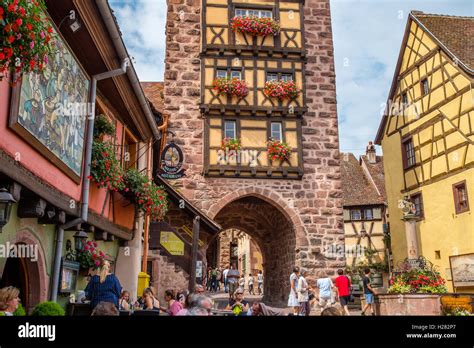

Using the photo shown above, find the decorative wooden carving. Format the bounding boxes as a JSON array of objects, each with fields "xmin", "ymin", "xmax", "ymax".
[
  {"xmin": 38, "ymin": 206, "xmax": 66, "ymax": 225},
  {"xmin": 17, "ymin": 198, "xmax": 47, "ymax": 218}
]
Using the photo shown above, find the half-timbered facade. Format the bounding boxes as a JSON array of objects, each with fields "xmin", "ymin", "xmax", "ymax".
[
  {"xmin": 375, "ymin": 11, "xmax": 473, "ymax": 292},
  {"xmin": 202, "ymin": 0, "xmax": 307, "ymax": 178}
]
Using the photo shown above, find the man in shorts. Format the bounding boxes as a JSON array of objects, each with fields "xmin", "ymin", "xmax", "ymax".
[
  {"xmin": 361, "ymin": 268, "xmax": 375, "ymax": 316},
  {"xmin": 334, "ymin": 269, "xmax": 351, "ymax": 316}
]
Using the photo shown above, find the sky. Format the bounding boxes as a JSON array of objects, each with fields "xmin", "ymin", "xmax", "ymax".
[{"xmin": 109, "ymin": 0, "xmax": 473, "ymax": 156}]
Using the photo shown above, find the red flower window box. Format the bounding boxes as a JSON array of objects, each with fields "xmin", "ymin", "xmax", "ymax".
[
  {"xmin": 231, "ymin": 16, "xmax": 280, "ymax": 37},
  {"xmin": 213, "ymin": 77, "xmax": 249, "ymax": 98},
  {"xmin": 263, "ymin": 80, "xmax": 300, "ymax": 100},
  {"xmin": 267, "ymin": 139, "xmax": 292, "ymax": 163}
]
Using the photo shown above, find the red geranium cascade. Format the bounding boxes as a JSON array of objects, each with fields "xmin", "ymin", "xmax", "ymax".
[
  {"xmin": 263, "ymin": 80, "xmax": 300, "ymax": 100},
  {"xmin": 213, "ymin": 77, "xmax": 249, "ymax": 98},
  {"xmin": 231, "ymin": 16, "xmax": 280, "ymax": 37},
  {"xmin": 0, "ymin": 0, "xmax": 56, "ymax": 84},
  {"xmin": 267, "ymin": 139, "xmax": 292, "ymax": 163}
]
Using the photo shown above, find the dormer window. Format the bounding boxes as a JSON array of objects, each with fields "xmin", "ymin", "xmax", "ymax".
[{"xmin": 235, "ymin": 8, "xmax": 273, "ymax": 18}]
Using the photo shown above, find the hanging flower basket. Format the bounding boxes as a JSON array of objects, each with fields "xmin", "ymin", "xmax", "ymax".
[
  {"xmin": 231, "ymin": 16, "xmax": 280, "ymax": 37},
  {"xmin": 263, "ymin": 80, "xmax": 300, "ymax": 100},
  {"xmin": 213, "ymin": 77, "xmax": 249, "ymax": 98},
  {"xmin": 77, "ymin": 240, "xmax": 106, "ymax": 270},
  {"xmin": 267, "ymin": 139, "xmax": 292, "ymax": 163},
  {"xmin": 89, "ymin": 141, "xmax": 125, "ymax": 192},
  {"xmin": 123, "ymin": 168, "xmax": 169, "ymax": 221},
  {"xmin": 0, "ymin": 0, "xmax": 57, "ymax": 84}
]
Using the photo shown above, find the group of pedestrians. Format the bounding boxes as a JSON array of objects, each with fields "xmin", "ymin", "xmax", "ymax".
[
  {"xmin": 287, "ymin": 267, "xmax": 376, "ymax": 316},
  {"xmin": 205, "ymin": 263, "xmax": 264, "ymax": 297}
]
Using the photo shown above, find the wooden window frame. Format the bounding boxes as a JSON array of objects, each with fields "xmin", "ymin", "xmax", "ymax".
[
  {"xmin": 270, "ymin": 122, "xmax": 283, "ymax": 141},
  {"xmin": 364, "ymin": 208, "xmax": 373, "ymax": 220},
  {"xmin": 350, "ymin": 209, "xmax": 362, "ymax": 221},
  {"xmin": 452, "ymin": 180, "xmax": 470, "ymax": 214},
  {"xmin": 235, "ymin": 8, "xmax": 273, "ymax": 19},
  {"xmin": 401, "ymin": 136, "xmax": 416, "ymax": 169},
  {"xmin": 216, "ymin": 67, "xmax": 243, "ymax": 80},
  {"xmin": 265, "ymin": 70, "xmax": 295, "ymax": 83},
  {"xmin": 420, "ymin": 78, "xmax": 429, "ymax": 96},
  {"xmin": 401, "ymin": 92, "xmax": 408, "ymax": 108},
  {"xmin": 224, "ymin": 120, "xmax": 237, "ymax": 139},
  {"xmin": 410, "ymin": 192, "xmax": 424, "ymax": 219},
  {"xmin": 123, "ymin": 128, "xmax": 138, "ymax": 170}
]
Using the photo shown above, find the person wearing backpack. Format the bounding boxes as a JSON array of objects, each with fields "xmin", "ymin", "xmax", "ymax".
[{"xmin": 334, "ymin": 269, "xmax": 352, "ymax": 316}]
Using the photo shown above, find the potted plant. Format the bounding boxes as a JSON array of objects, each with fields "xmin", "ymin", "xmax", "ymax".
[
  {"xmin": 267, "ymin": 139, "xmax": 291, "ymax": 163},
  {"xmin": 375, "ymin": 262, "xmax": 448, "ymax": 315},
  {"xmin": 213, "ymin": 77, "xmax": 249, "ymax": 98},
  {"xmin": 263, "ymin": 80, "xmax": 300, "ymax": 100},
  {"xmin": 0, "ymin": 0, "xmax": 57, "ymax": 84},
  {"xmin": 76, "ymin": 240, "xmax": 106, "ymax": 273},
  {"xmin": 231, "ymin": 16, "xmax": 280, "ymax": 37},
  {"xmin": 93, "ymin": 114, "xmax": 115, "ymax": 139}
]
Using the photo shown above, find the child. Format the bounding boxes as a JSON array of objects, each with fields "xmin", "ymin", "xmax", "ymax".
[{"xmin": 248, "ymin": 273, "xmax": 255, "ymax": 295}]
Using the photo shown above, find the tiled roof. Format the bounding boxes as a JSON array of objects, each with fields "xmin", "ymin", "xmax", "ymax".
[
  {"xmin": 413, "ymin": 12, "xmax": 474, "ymax": 70},
  {"xmin": 341, "ymin": 153, "xmax": 385, "ymax": 207},
  {"xmin": 141, "ymin": 82, "xmax": 165, "ymax": 114},
  {"xmin": 360, "ymin": 155, "xmax": 386, "ymax": 200}
]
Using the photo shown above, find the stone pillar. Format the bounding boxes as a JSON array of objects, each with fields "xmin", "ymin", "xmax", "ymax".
[{"xmin": 403, "ymin": 215, "xmax": 420, "ymax": 259}]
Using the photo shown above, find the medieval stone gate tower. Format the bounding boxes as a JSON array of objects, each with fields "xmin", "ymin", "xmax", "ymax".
[{"xmin": 163, "ymin": 0, "xmax": 343, "ymax": 304}]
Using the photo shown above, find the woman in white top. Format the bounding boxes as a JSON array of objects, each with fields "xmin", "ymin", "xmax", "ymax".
[
  {"xmin": 287, "ymin": 266, "xmax": 300, "ymax": 315},
  {"xmin": 298, "ymin": 270, "xmax": 310, "ymax": 316},
  {"xmin": 257, "ymin": 271, "xmax": 264, "ymax": 295},
  {"xmin": 0, "ymin": 286, "xmax": 20, "ymax": 316}
]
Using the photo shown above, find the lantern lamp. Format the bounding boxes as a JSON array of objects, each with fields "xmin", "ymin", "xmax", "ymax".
[
  {"xmin": 0, "ymin": 188, "xmax": 16, "ymax": 232},
  {"xmin": 73, "ymin": 229, "xmax": 89, "ymax": 253}
]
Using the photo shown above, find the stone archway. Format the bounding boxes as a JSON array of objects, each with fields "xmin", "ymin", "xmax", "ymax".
[
  {"xmin": 210, "ymin": 195, "xmax": 297, "ymax": 306},
  {"xmin": 7, "ymin": 230, "xmax": 49, "ymax": 312}
]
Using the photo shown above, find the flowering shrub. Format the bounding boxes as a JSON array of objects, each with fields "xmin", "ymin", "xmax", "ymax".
[
  {"xmin": 77, "ymin": 240, "xmax": 106, "ymax": 270},
  {"xmin": 263, "ymin": 80, "xmax": 300, "ymax": 100},
  {"xmin": 93, "ymin": 114, "xmax": 115, "ymax": 139},
  {"xmin": 388, "ymin": 269, "xmax": 448, "ymax": 294},
  {"xmin": 213, "ymin": 77, "xmax": 249, "ymax": 98},
  {"xmin": 90, "ymin": 141, "xmax": 125, "ymax": 191},
  {"xmin": 123, "ymin": 169, "xmax": 168, "ymax": 221},
  {"xmin": 267, "ymin": 139, "xmax": 292, "ymax": 162},
  {"xmin": 231, "ymin": 16, "xmax": 280, "ymax": 37},
  {"xmin": 0, "ymin": 0, "xmax": 56, "ymax": 84}
]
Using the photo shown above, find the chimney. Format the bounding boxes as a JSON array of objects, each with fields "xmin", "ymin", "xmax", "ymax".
[{"xmin": 366, "ymin": 141, "xmax": 377, "ymax": 164}]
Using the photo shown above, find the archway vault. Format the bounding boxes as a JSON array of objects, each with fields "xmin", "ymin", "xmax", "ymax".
[
  {"xmin": 207, "ymin": 186, "xmax": 308, "ymax": 249},
  {"xmin": 209, "ymin": 193, "xmax": 299, "ymax": 306}
]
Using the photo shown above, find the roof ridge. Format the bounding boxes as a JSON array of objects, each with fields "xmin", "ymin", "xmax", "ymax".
[{"xmin": 411, "ymin": 11, "xmax": 474, "ymax": 20}]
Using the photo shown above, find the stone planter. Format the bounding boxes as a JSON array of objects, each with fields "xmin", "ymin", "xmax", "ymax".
[{"xmin": 374, "ymin": 294, "xmax": 443, "ymax": 316}]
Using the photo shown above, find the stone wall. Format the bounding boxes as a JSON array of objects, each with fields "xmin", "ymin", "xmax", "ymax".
[
  {"xmin": 164, "ymin": 0, "xmax": 344, "ymax": 304},
  {"xmin": 217, "ymin": 230, "xmax": 232, "ymax": 269}
]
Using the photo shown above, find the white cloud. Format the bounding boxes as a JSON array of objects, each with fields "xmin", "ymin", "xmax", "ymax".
[{"xmin": 331, "ymin": 0, "xmax": 472, "ymax": 156}]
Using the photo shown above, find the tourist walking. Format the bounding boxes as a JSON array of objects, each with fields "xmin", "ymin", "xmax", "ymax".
[
  {"xmin": 257, "ymin": 270, "xmax": 264, "ymax": 295},
  {"xmin": 239, "ymin": 274, "xmax": 245, "ymax": 292},
  {"xmin": 361, "ymin": 268, "xmax": 375, "ymax": 316},
  {"xmin": 248, "ymin": 273, "xmax": 255, "ymax": 295},
  {"xmin": 223, "ymin": 265, "xmax": 230, "ymax": 293},
  {"xmin": 206, "ymin": 266, "xmax": 212, "ymax": 291},
  {"xmin": 216, "ymin": 268, "xmax": 222, "ymax": 291},
  {"xmin": 0, "ymin": 286, "xmax": 20, "ymax": 316},
  {"xmin": 316, "ymin": 275, "xmax": 334, "ymax": 309},
  {"xmin": 84, "ymin": 260, "xmax": 122, "ymax": 309},
  {"xmin": 210, "ymin": 267, "xmax": 218, "ymax": 292},
  {"xmin": 227, "ymin": 263, "xmax": 240, "ymax": 299},
  {"xmin": 298, "ymin": 270, "xmax": 310, "ymax": 316},
  {"xmin": 287, "ymin": 266, "xmax": 300, "ymax": 315},
  {"xmin": 334, "ymin": 269, "xmax": 352, "ymax": 316},
  {"xmin": 161, "ymin": 289, "xmax": 183, "ymax": 316}
]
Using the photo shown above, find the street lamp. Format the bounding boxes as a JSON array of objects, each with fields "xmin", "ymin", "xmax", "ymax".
[
  {"xmin": 73, "ymin": 229, "xmax": 88, "ymax": 253},
  {"xmin": 0, "ymin": 188, "xmax": 16, "ymax": 232}
]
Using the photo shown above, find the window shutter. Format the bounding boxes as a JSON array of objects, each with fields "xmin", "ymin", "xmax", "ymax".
[
  {"xmin": 373, "ymin": 208, "xmax": 382, "ymax": 219},
  {"xmin": 343, "ymin": 209, "xmax": 350, "ymax": 221}
]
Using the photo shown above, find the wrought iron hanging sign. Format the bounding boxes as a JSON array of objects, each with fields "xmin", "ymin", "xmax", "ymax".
[{"xmin": 159, "ymin": 140, "xmax": 186, "ymax": 180}]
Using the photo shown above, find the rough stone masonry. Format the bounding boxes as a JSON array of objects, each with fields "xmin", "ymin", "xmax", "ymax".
[{"xmin": 163, "ymin": 0, "xmax": 344, "ymax": 305}]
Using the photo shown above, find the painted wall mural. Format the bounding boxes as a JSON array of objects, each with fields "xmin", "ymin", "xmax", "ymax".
[{"xmin": 10, "ymin": 23, "xmax": 89, "ymax": 179}]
